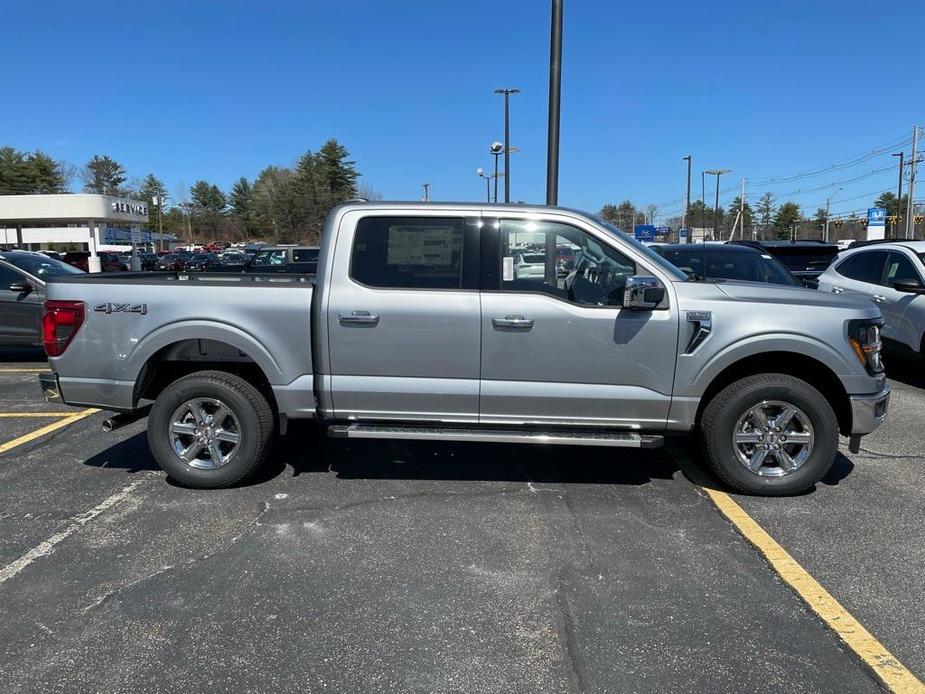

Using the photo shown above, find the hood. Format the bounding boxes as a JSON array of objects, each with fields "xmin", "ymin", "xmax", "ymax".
[{"xmin": 715, "ymin": 281, "xmax": 878, "ymax": 312}]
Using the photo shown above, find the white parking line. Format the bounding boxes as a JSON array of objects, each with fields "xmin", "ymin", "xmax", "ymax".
[{"xmin": 0, "ymin": 480, "xmax": 144, "ymax": 585}]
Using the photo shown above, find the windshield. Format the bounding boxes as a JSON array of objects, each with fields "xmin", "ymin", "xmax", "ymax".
[
  {"xmin": 595, "ymin": 219, "xmax": 689, "ymax": 280},
  {"xmin": 4, "ymin": 254, "xmax": 84, "ymax": 279}
]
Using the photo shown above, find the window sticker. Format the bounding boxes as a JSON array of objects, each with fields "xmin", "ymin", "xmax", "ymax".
[{"xmin": 502, "ymin": 256, "xmax": 514, "ymax": 281}]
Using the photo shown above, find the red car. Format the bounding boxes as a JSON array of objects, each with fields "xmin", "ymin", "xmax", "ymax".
[{"xmin": 63, "ymin": 251, "xmax": 126, "ymax": 272}]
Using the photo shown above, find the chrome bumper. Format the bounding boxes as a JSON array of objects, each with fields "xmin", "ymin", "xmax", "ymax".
[
  {"xmin": 849, "ymin": 384, "xmax": 890, "ymax": 436},
  {"xmin": 38, "ymin": 371, "xmax": 63, "ymax": 403}
]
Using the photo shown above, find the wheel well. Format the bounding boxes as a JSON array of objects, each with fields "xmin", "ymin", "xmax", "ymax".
[
  {"xmin": 134, "ymin": 339, "xmax": 277, "ymax": 412},
  {"xmin": 696, "ymin": 352, "xmax": 851, "ymax": 434}
]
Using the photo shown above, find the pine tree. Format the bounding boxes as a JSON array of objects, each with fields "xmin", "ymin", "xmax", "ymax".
[{"xmin": 82, "ymin": 155, "xmax": 128, "ymax": 196}]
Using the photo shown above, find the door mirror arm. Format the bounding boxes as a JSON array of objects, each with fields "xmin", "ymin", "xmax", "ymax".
[
  {"xmin": 9, "ymin": 281, "xmax": 32, "ymax": 295},
  {"xmin": 892, "ymin": 279, "xmax": 925, "ymax": 295}
]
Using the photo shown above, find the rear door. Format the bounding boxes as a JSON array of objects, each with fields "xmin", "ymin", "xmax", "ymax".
[
  {"xmin": 327, "ymin": 213, "xmax": 481, "ymax": 422},
  {"xmin": 827, "ymin": 250, "xmax": 888, "ymax": 300}
]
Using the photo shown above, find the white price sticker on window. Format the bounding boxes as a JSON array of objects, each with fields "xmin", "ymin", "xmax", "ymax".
[{"xmin": 502, "ymin": 256, "xmax": 514, "ymax": 281}]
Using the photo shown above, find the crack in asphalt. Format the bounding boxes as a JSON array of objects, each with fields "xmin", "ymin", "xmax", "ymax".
[{"xmin": 81, "ymin": 500, "xmax": 270, "ymax": 613}]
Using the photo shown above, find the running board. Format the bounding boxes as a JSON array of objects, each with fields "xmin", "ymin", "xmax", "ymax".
[{"xmin": 327, "ymin": 425, "xmax": 663, "ymax": 449}]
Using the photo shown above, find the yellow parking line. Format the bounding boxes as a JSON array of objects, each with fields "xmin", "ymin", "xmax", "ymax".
[
  {"xmin": 704, "ymin": 487, "xmax": 925, "ymax": 693},
  {"xmin": 0, "ymin": 412, "xmax": 75, "ymax": 418},
  {"xmin": 0, "ymin": 409, "xmax": 99, "ymax": 455}
]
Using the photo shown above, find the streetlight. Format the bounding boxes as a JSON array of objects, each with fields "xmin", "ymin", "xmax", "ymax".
[
  {"xmin": 892, "ymin": 152, "xmax": 904, "ymax": 238},
  {"xmin": 494, "ymin": 88, "xmax": 520, "ymax": 202},
  {"xmin": 476, "ymin": 168, "xmax": 491, "ymax": 203},
  {"xmin": 704, "ymin": 168, "xmax": 731, "ymax": 237},
  {"xmin": 682, "ymin": 155, "xmax": 692, "ymax": 243},
  {"xmin": 490, "ymin": 141, "xmax": 503, "ymax": 203},
  {"xmin": 824, "ymin": 188, "xmax": 843, "ymax": 243}
]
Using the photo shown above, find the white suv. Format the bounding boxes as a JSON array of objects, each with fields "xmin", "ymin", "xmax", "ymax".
[{"xmin": 817, "ymin": 240, "xmax": 925, "ymax": 358}]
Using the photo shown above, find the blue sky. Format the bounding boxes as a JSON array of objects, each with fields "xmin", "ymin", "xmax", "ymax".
[{"xmin": 2, "ymin": 0, "xmax": 923, "ymax": 222}]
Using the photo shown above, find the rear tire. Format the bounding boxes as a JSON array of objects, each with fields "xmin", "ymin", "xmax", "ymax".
[
  {"xmin": 700, "ymin": 373, "xmax": 838, "ymax": 496},
  {"xmin": 147, "ymin": 370, "xmax": 274, "ymax": 488}
]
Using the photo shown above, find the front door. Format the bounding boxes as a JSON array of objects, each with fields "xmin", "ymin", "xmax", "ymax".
[
  {"xmin": 478, "ymin": 216, "xmax": 679, "ymax": 428},
  {"xmin": 327, "ymin": 214, "xmax": 482, "ymax": 422},
  {"xmin": 878, "ymin": 250, "xmax": 924, "ymax": 351},
  {"xmin": 0, "ymin": 265, "xmax": 43, "ymax": 345}
]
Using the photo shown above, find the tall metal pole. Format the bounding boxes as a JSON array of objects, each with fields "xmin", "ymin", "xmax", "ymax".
[
  {"xmin": 739, "ymin": 178, "xmax": 745, "ymax": 240},
  {"xmin": 824, "ymin": 197, "xmax": 831, "ymax": 243},
  {"xmin": 546, "ymin": 0, "xmax": 563, "ymax": 206},
  {"xmin": 493, "ymin": 152, "xmax": 500, "ymax": 204},
  {"xmin": 700, "ymin": 171, "xmax": 705, "ymax": 238},
  {"xmin": 905, "ymin": 126, "xmax": 919, "ymax": 239},
  {"xmin": 713, "ymin": 174, "xmax": 720, "ymax": 237},
  {"xmin": 156, "ymin": 197, "xmax": 164, "ymax": 253},
  {"xmin": 495, "ymin": 89, "xmax": 520, "ymax": 203},
  {"xmin": 892, "ymin": 151, "xmax": 904, "ymax": 239},
  {"xmin": 422, "ymin": 183, "xmax": 430, "ymax": 202},
  {"xmin": 683, "ymin": 155, "xmax": 692, "ymax": 243}
]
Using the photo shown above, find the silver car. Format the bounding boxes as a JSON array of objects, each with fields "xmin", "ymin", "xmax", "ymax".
[{"xmin": 817, "ymin": 240, "xmax": 925, "ymax": 358}]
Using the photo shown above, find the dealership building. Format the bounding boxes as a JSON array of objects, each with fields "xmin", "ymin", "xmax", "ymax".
[{"xmin": 0, "ymin": 194, "xmax": 177, "ymax": 267}]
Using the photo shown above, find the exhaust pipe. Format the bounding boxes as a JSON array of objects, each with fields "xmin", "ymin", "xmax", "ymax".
[{"xmin": 101, "ymin": 411, "xmax": 145, "ymax": 432}]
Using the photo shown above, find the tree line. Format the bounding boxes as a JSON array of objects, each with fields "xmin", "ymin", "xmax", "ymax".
[
  {"xmin": 599, "ymin": 190, "xmax": 911, "ymax": 241},
  {"xmin": 0, "ymin": 140, "xmax": 372, "ymax": 245}
]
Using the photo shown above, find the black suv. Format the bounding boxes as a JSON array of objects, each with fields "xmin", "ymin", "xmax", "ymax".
[
  {"xmin": 726, "ymin": 240, "xmax": 838, "ymax": 288},
  {"xmin": 245, "ymin": 246, "xmax": 320, "ymax": 274}
]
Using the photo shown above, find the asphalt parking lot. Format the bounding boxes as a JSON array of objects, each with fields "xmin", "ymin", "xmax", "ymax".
[{"xmin": 0, "ymin": 347, "xmax": 922, "ymax": 694}]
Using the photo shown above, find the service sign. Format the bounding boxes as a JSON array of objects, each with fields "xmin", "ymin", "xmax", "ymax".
[
  {"xmin": 867, "ymin": 208, "xmax": 886, "ymax": 227},
  {"xmin": 111, "ymin": 201, "xmax": 149, "ymax": 217}
]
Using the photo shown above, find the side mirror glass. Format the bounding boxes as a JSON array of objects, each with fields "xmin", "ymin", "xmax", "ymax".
[
  {"xmin": 623, "ymin": 275, "xmax": 665, "ymax": 310},
  {"xmin": 893, "ymin": 279, "xmax": 925, "ymax": 295}
]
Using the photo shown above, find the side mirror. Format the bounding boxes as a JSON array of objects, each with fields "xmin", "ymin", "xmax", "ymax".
[
  {"xmin": 9, "ymin": 281, "xmax": 31, "ymax": 294},
  {"xmin": 623, "ymin": 275, "xmax": 665, "ymax": 310},
  {"xmin": 893, "ymin": 279, "xmax": 925, "ymax": 295}
]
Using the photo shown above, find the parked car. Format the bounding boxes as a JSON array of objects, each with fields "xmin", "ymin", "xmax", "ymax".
[
  {"xmin": 63, "ymin": 251, "xmax": 127, "ymax": 273},
  {"xmin": 513, "ymin": 252, "xmax": 546, "ymax": 279},
  {"xmin": 39, "ymin": 250, "xmax": 63, "ymax": 261},
  {"xmin": 727, "ymin": 240, "xmax": 839, "ymax": 288},
  {"xmin": 0, "ymin": 251, "xmax": 84, "ymax": 346},
  {"xmin": 817, "ymin": 240, "xmax": 925, "ymax": 359},
  {"xmin": 650, "ymin": 243, "xmax": 801, "ymax": 286},
  {"xmin": 39, "ymin": 202, "xmax": 889, "ymax": 496},
  {"xmin": 138, "ymin": 253, "xmax": 160, "ymax": 271},
  {"xmin": 157, "ymin": 253, "xmax": 187, "ymax": 271},
  {"xmin": 245, "ymin": 246, "xmax": 320, "ymax": 274},
  {"xmin": 184, "ymin": 253, "xmax": 221, "ymax": 271}
]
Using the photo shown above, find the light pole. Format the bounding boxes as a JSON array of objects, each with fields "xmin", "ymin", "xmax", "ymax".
[
  {"xmin": 546, "ymin": 0, "xmax": 563, "ymax": 205},
  {"xmin": 704, "ymin": 168, "xmax": 731, "ymax": 238},
  {"xmin": 892, "ymin": 151, "xmax": 904, "ymax": 238},
  {"xmin": 476, "ymin": 169, "xmax": 491, "ymax": 203},
  {"xmin": 422, "ymin": 183, "xmax": 430, "ymax": 202},
  {"xmin": 700, "ymin": 170, "xmax": 706, "ymax": 237},
  {"xmin": 494, "ymin": 88, "xmax": 520, "ymax": 202},
  {"xmin": 824, "ymin": 188, "xmax": 843, "ymax": 242},
  {"xmin": 682, "ymin": 155, "xmax": 692, "ymax": 243},
  {"xmin": 490, "ymin": 141, "xmax": 503, "ymax": 203}
]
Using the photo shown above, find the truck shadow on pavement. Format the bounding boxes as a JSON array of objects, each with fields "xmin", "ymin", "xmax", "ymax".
[{"xmin": 0, "ymin": 346, "xmax": 47, "ymax": 363}]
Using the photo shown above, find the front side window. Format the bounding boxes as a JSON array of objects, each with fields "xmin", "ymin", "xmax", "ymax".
[
  {"xmin": 4, "ymin": 254, "xmax": 83, "ymax": 279},
  {"xmin": 883, "ymin": 251, "xmax": 921, "ymax": 288},
  {"xmin": 836, "ymin": 250, "xmax": 888, "ymax": 284},
  {"xmin": 499, "ymin": 219, "xmax": 635, "ymax": 307},
  {"xmin": 0, "ymin": 265, "xmax": 24, "ymax": 289},
  {"xmin": 351, "ymin": 216, "xmax": 465, "ymax": 289}
]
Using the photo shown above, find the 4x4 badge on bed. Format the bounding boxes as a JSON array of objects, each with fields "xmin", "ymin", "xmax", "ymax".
[{"xmin": 93, "ymin": 303, "xmax": 148, "ymax": 315}]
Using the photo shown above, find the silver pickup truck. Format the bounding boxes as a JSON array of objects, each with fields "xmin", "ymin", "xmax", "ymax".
[{"xmin": 39, "ymin": 202, "xmax": 890, "ymax": 495}]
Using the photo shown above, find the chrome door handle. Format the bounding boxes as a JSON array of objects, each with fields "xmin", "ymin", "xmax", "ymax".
[
  {"xmin": 339, "ymin": 310, "xmax": 380, "ymax": 326},
  {"xmin": 831, "ymin": 286, "xmax": 844, "ymax": 294},
  {"xmin": 492, "ymin": 315, "xmax": 534, "ymax": 330},
  {"xmin": 871, "ymin": 295, "xmax": 887, "ymax": 303}
]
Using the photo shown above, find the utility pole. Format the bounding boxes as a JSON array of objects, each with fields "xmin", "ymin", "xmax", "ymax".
[
  {"xmin": 495, "ymin": 88, "xmax": 520, "ymax": 203},
  {"xmin": 892, "ymin": 151, "xmax": 904, "ymax": 238},
  {"xmin": 905, "ymin": 125, "xmax": 920, "ymax": 239},
  {"xmin": 154, "ymin": 195, "xmax": 164, "ymax": 253},
  {"xmin": 545, "ymin": 0, "xmax": 563, "ymax": 206},
  {"xmin": 824, "ymin": 188, "xmax": 842, "ymax": 243},
  {"xmin": 422, "ymin": 183, "xmax": 430, "ymax": 203},
  {"xmin": 700, "ymin": 170, "xmax": 705, "ymax": 238},
  {"xmin": 739, "ymin": 178, "xmax": 745, "ymax": 240},
  {"xmin": 683, "ymin": 155, "xmax": 692, "ymax": 243}
]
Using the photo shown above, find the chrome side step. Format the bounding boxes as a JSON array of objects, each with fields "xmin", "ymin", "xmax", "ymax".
[{"xmin": 327, "ymin": 425, "xmax": 663, "ymax": 449}]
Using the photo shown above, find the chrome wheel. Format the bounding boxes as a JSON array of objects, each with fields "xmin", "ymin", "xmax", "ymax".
[
  {"xmin": 732, "ymin": 400, "xmax": 814, "ymax": 478},
  {"xmin": 168, "ymin": 398, "xmax": 241, "ymax": 470}
]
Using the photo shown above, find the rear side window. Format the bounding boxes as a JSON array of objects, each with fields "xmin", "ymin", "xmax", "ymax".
[
  {"xmin": 351, "ymin": 217, "xmax": 465, "ymax": 289},
  {"xmin": 836, "ymin": 250, "xmax": 888, "ymax": 283}
]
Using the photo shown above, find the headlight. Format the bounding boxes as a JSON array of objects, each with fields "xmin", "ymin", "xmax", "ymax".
[{"xmin": 847, "ymin": 319, "xmax": 883, "ymax": 374}]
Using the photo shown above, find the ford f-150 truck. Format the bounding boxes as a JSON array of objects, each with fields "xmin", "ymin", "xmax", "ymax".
[{"xmin": 38, "ymin": 202, "xmax": 890, "ymax": 495}]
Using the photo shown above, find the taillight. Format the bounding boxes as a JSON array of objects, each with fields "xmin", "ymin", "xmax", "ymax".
[{"xmin": 42, "ymin": 300, "xmax": 85, "ymax": 357}]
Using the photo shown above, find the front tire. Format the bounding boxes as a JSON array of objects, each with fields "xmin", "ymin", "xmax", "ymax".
[
  {"xmin": 147, "ymin": 370, "xmax": 275, "ymax": 488},
  {"xmin": 700, "ymin": 373, "xmax": 838, "ymax": 496}
]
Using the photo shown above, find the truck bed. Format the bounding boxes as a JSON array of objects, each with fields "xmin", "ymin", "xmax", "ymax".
[{"xmin": 45, "ymin": 271, "xmax": 315, "ymax": 413}]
